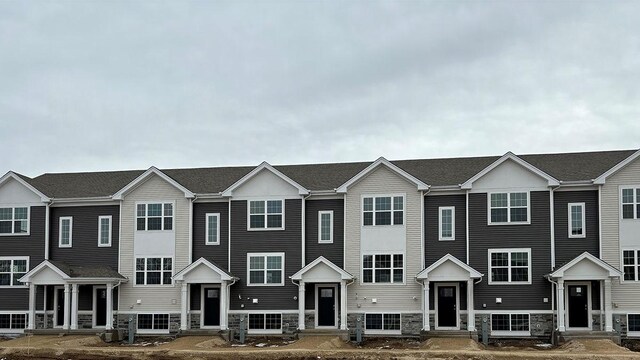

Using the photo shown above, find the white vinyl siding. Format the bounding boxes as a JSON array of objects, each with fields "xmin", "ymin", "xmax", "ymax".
[
  {"xmin": 568, "ymin": 203, "xmax": 586, "ymax": 238},
  {"xmin": 136, "ymin": 203, "xmax": 173, "ymax": 231},
  {"xmin": 439, "ymin": 206, "xmax": 455, "ymax": 241},
  {"xmin": 318, "ymin": 211, "xmax": 333, "ymax": 243},
  {"xmin": 362, "ymin": 195, "xmax": 404, "ymax": 226},
  {"xmin": 205, "ymin": 213, "xmax": 220, "ymax": 245},
  {"xmin": 362, "ymin": 254, "xmax": 404, "ymax": 284},
  {"xmin": 623, "ymin": 249, "xmax": 640, "ymax": 281},
  {"xmin": 59, "ymin": 217, "xmax": 72, "ymax": 248},
  {"xmin": 621, "ymin": 188, "xmax": 640, "ymax": 219},
  {"xmin": 98, "ymin": 216, "xmax": 112, "ymax": 247}
]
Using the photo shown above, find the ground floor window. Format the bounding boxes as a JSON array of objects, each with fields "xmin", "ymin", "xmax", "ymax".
[
  {"xmin": 365, "ymin": 313, "xmax": 401, "ymax": 333},
  {"xmin": 0, "ymin": 313, "xmax": 27, "ymax": 329},
  {"xmin": 628, "ymin": 314, "xmax": 640, "ymax": 334},
  {"xmin": 491, "ymin": 313, "xmax": 530, "ymax": 335},
  {"xmin": 248, "ymin": 313, "xmax": 282, "ymax": 333},
  {"xmin": 137, "ymin": 314, "xmax": 169, "ymax": 332}
]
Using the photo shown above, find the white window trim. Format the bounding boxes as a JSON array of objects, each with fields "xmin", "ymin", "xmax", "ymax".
[
  {"xmin": 487, "ymin": 191, "xmax": 531, "ymax": 225},
  {"xmin": 0, "ymin": 256, "xmax": 29, "ymax": 289},
  {"xmin": 0, "ymin": 312, "xmax": 28, "ymax": 331},
  {"xmin": 246, "ymin": 252, "xmax": 285, "ymax": 287},
  {"xmin": 620, "ymin": 186, "xmax": 640, "ymax": 220},
  {"xmin": 627, "ymin": 314, "xmax": 640, "ymax": 337},
  {"xmin": 205, "ymin": 213, "xmax": 221, "ymax": 245},
  {"xmin": 361, "ymin": 252, "xmax": 405, "ymax": 285},
  {"xmin": 98, "ymin": 216, "xmax": 112, "ymax": 247},
  {"xmin": 490, "ymin": 312, "xmax": 531, "ymax": 336},
  {"xmin": 621, "ymin": 249, "xmax": 640, "ymax": 283},
  {"xmin": 247, "ymin": 199, "xmax": 285, "ymax": 231},
  {"xmin": 136, "ymin": 313, "xmax": 170, "ymax": 334},
  {"xmin": 434, "ymin": 282, "xmax": 460, "ymax": 330},
  {"xmin": 364, "ymin": 313, "xmax": 402, "ymax": 335},
  {"xmin": 133, "ymin": 257, "xmax": 174, "ymax": 287},
  {"xmin": 565, "ymin": 282, "xmax": 592, "ymax": 330},
  {"xmin": 568, "ymin": 203, "xmax": 586, "ymax": 238},
  {"xmin": 318, "ymin": 210, "xmax": 334, "ymax": 244},
  {"xmin": 135, "ymin": 202, "xmax": 174, "ymax": 232},
  {"xmin": 361, "ymin": 194, "xmax": 405, "ymax": 227},
  {"xmin": 247, "ymin": 313, "xmax": 283, "ymax": 334},
  {"xmin": 0, "ymin": 206, "xmax": 30, "ymax": 236},
  {"xmin": 438, "ymin": 206, "xmax": 455, "ymax": 241},
  {"xmin": 488, "ymin": 248, "xmax": 532, "ymax": 285},
  {"xmin": 58, "ymin": 216, "xmax": 73, "ymax": 248}
]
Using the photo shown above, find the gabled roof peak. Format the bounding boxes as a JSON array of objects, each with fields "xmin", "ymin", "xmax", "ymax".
[
  {"xmin": 221, "ymin": 161, "xmax": 309, "ymax": 197},
  {"xmin": 112, "ymin": 166, "xmax": 194, "ymax": 200},
  {"xmin": 336, "ymin": 156, "xmax": 429, "ymax": 193}
]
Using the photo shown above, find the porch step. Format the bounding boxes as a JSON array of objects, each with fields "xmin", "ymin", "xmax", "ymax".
[
  {"xmin": 299, "ymin": 329, "xmax": 349, "ymax": 340},
  {"xmin": 422, "ymin": 330, "xmax": 478, "ymax": 339},
  {"xmin": 562, "ymin": 331, "xmax": 620, "ymax": 343}
]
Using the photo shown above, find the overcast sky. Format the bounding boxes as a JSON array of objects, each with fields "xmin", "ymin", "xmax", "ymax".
[{"xmin": 1, "ymin": 1, "xmax": 639, "ymax": 177}]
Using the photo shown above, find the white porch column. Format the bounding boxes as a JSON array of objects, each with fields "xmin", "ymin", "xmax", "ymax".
[
  {"xmin": 28, "ymin": 283, "xmax": 36, "ymax": 330},
  {"xmin": 63, "ymin": 283, "xmax": 70, "ymax": 330},
  {"xmin": 298, "ymin": 281, "xmax": 305, "ymax": 330},
  {"xmin": 220, "ymin": 281, "xmax": 228, "ymax": 330},
  {"xmin": 604, "ymin": 278, "xmax": 613, "ymax": 332},
  {"xmin": 180, "ymin": 282, "xmax": 188, "ymax": 331},
  {"xmin": 467, "ymin": 279, "xmax": 475, "ymax": 331},
  {"xmin": 105, "ymin": 284, "xmax": 114, "ymax": 330},
  {"xmin": 423, "ymin": 280, "xmax": 430, "ymax": 331},
  {"xmin": 557, "ymin": 279, "xmax": 565, "ymax": 332},
  {"xmin": 340, "ymin": 280, "xmax": 347, "ymax": 330},
  {"xmin": 70, "ymin": 283, "xmax": 78, "ymax": 330}
]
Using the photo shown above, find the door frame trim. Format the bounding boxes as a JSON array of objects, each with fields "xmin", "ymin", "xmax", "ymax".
[
  {"xmin": 565, "ymin": 281, "xmax": 592, "ymax": 330},
  {"xmin": 200, "ymin": 284, "xmax": 222, "ymax": 329},
  {"xmin": 53, "ymin": 286, "xmax": 64, "ymax": 328},
  {"xmin": 93, "ymin": 285, "xmax": 107, "ymax": 329},
  {"xmin": 315, "ymin": 284, "xmax": 339, "ymax": 329},
  {"xmin": 434, "ymin": 282, "xmax": 460, "ymax": 330}
]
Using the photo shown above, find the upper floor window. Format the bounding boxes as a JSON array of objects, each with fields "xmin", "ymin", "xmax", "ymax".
[
  {"xmin": 623, "ymin": 249, "xmax": 640, "ymax": 281},
  {"xmin": 59, "ymin": 217, "xmax": 73, "ymax": 248},
  {"xmin": 0, "ymin": 207, "xmax": 28, "ymax": 235},
  {"xmin": 98, "ymin": 216, "xmax": 112, "ymax": 247},
  {"xmin": 568, "ymin": 203, "xmax": 585, "ymax": 238},
  {"xmin": 135, "ymin": 257, "xmax": 172, "ymax": 285},
  {"xmin": 439, "ymin": 206, "xmax": 455, "ymax": 241},
  {"xmin": 622, "ymin": 188, "xmax": 640, "ymax": 220},
  {"xmin": 136, "ymin": 203, "xmax": 173, "ymax": 231},
  {"xmin": 0, "ymin": 257, "xmax": 28, "ymax": 287},
  {"xmin": 249, "ymin": 200, "xmax": 283, "ymax": 230},
  {"xmin": 489, "ymin": 192, "xmax": 529, "ymax": 224},
  {"xmin": 247, "ymin": 253, "xmax": 284, "ymax": 286},
  {"xmin": 363, "ymin": 195, "xmax": 404, "ymax": 226},
  {"xmin": 318, "ymin": 211, "xmax": 333, "ymax": 243},
  {"xmin": 489, "ymin": 249, "xmax": 531, "ymax": 284},
  {"xmin": 206, "ymin": 213, "xmax": 220, "ymax": 245},
  {"xmin": 362, "ymin": 254, "xmax": 403, "ymax": 284}
]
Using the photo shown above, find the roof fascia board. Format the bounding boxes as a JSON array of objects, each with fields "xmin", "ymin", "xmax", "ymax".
[
  {"xmin": 0, "ymin": 171, "xmax": 50, "ymax": 202},
  {"xmin": 460, "ymin": 152, "xmax": 560, "ymax": 189},
  {"xmin": 221, "ymin": 162, "xmax": 309, "ymax": 197},
  {"xmin": 549, "ymin": 252, "xmax": 622, "ymax": 278},
  {"xmin": 19, "ymin": 260, "xmax": 70, "ymax": 283},
  {"xmin": 112, "ymin": 166, "xmax": 194, "ymax": 200},
  {"xmin": 416, "ymin": 254, "xmax": 482, "ymax": 279},
  {"xmin": 173, "ymin": 257, "xmax": 234, "ymax": 281},
  {"xmin": 290, "ymin": 256, "xmax": 353, "ymax": 280},
  {"xmin": 594, "ymin": 149, "xmax": 640, "ymax": 184},
  {"xmin": 336, "ymin": 157, "xmax": 429, "ymax": 193}
]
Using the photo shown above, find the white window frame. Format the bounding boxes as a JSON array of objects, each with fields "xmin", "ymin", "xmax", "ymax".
[
  {"xmin": 627, "ymin": 314, "xmax": 640, "ymax": 337},
  {"xmin": 622, "ymin": 249, "xmax": 640, "ymax": 282},
  {"xmin": 488, "ymin": 248, "xmax": 532, "ymax": 285},
  {"xmin": 136, "ymin": 313, "xmax": 170, "ymax": 334},
  {"xmin": 205, "ymin": 213, "xmax": 220, "ymax": 245},
  {"xmin": 621, "ymin": 187, "xmax": 640, "ymax": 220},
  {"xmin": 361, "ymin": 194, "xmax": 405, "ymax": 227},
  {"xmin": 0, "ymin": 257, "xmax": 29, "ymax": 288},
  {"xmin": 438, "ymin": 206, "xmax": 455, "ymax": 241},
  {"xmin": 247, "ymin": 312, "xmax": 283, "ymax": 334},
  {"xmin": 59, "ymin": 216, "xmax": 73, "ymax": 248},
  {"xmin": 0, "ymin": 206, "xmax": 30, "ymax": 236},
  {"xmin": 247, "ymin": 199, "xmax": 285, "ymax": 231},
  {"xmin": 135, "ymin": 202, "xmax": 174, "ymax": 231},
  {"xmin": 134, "ymin": 257, "xmax": 173, "ymax": 287},
  {"xmin": 490, "ymin": 313, "xmax": 531, "ymax": 336},
  {"xmin": 247, "ymin": 252, "xmax": 285, "ymax": 287},
  {"xmin": 0, "ymin": 312, "xmax": 28, "ymax": 331},
  {"xmin": 364, "ymin": 313, "xmax": 402, "ymax": 335},
  {"xmin": 98, "ymin": 215, "xmax": 112, "ymax": 247},
  {"xmin": 488, "ymin": 191, "xmax": 531, "ymax": 225},
  {"xmin": 318, "ymin": 210, "xmax": 334, "ymax": 244},
  {"xmin": 568, "ymin": 203, "xmax": 586, "ymax": 238},
  {"xmin": 361, "ymin": 253, "xmax": 405, "ymax": 285}
]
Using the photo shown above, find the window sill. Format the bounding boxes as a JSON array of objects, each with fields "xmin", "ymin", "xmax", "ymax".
[
  {"xmin": 365, "ymin": 329, "xmax": 401, "ymax": 335},
  {"xmin": 318, "ymin": 241, "xmax": 334, "ymax": 244},
  {"xmin": 438, "ymin": 238, "xmax": 455, "ymax": 241},
  {"xmin": 488, "ymin": 282, "xmax": 532, "ymax": 285},
  {"xmin": 568, "ymin": 235, "xmax": 586, "ymax": 239},
  {"xmin": 491, "ymin": 330, "xmax": 530, "ymax": 337},
  {"xmin": 0, "ymin": 286, "xmax": 27, "ymax": 289},
  {"xmin": 0, "ymin": 233, "xmax": 30, "ymax": 237},
  {"xmin": 132, "ymin": 284, "xmax": 175, "ymax": 288},
  {"xmin": 487, "ymin": 222, "xmax": 531, "ymax": 226},
  {"xmin": 360, "ymin": 282, "xmax": 406, "ymax": 286},
  {"xmin": 246, "ymin": 283, "xmax": 285, "ymax": 287},
  {"xmin": 97, "ymin": 244, "xmax": 112, "ymax": 248},
  {"xmin": 248, "ymin": 329, "xmax": 282, "ymax": 334},
  {"xmin": 137, "ymin": 329, "xmax": 170, "ymax": 334},
  {"xmin": 247, "ymin": 228, "xmax": 285, "ymax": 232},
  {"xmin": 205, "ymin": 242, "xmax": 220, "ymax": 246},
  {"xmin": 361, "ymin": 224, "xmax": 405, "ymax": 228}
]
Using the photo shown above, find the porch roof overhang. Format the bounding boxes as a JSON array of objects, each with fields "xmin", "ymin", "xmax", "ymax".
[
  {"xmin": 548, "ymin": 252, "xmax": 622, "ymax": 281},
  {"xmin": 290, "ymin": 256, "xmax": 354, "ymax": 282},
  {"xmin": 172, "ymin": 257, "xmax": 236, "ymax": 283},
  {"xmin": 416, "ymin": 254, "xmax": 483, "ymax": 282},
  {"xmin": 19, "ymin": 260, "xmax": 127, "ymax": 285}
]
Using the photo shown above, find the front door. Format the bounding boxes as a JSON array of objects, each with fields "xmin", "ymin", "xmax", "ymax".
[
  {"xmin": 95, "ymin": 288, "xmax": 107, "ymax": 327},
  {"xmin": 55, "ymin": 288, "xmax": 65, "ymax": 327},
  {"xmin": 203, "ymin": 287, "xmax": 220, "ymax": 327},
  {"xmin": 568, "ymin": 284, "xmax": 589, "ymax": 328},
  {"xmin": 437, "ymin": 285, "xmax": 457, "ymax": 328},
  {"xmin": 317, "ymin": 287, "xmax": 336, "ymax": 327}
]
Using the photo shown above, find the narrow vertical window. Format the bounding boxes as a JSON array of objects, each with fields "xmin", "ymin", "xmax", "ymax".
[
  {"xmin": 205, "ymin": 213, "xmax": 220, "ymax": 245},
  {"xmin": 98, "ymin": 216, "xmax": 112, "ymax": 247},
  {"xmin": 318, "ymin": 211, "xmax": 333, "ymax": 243},
  {"xmin": 59, "ymin": 217, "xmax": 73, "ymax": 248},
  {"xmin": 439, "ymin": 206, "xmax": 455, "ymax": 241},
  {"xmin": 568, "ymin": 203, "xmax": 586, "ymax": 238}
]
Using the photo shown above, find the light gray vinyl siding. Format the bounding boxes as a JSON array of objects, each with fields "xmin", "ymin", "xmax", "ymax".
[
  {"xmin": 554, "ymin": 190, "xmax": 599, "ymax": 267},
  {"xmin": 305, "ymin": 198, "xmax": 344, "ymax": 267},
  {"xmin": 192, "ymin": 201, "xmax": 229, "ymax": 269},
  {"xmin": 425, "ymin": 194, "xmax": 467, "ymax": 266}
]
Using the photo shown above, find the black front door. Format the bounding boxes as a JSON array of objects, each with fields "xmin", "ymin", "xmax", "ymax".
[
  {"xmin": 95, "ymin": 288, "xmax": 107, "ymax": 327},
  {"xmin": 318, "ymin": 287, "xmax": 336, "ymax": 327},
  {"xmin": 203, "ymin": 287, "xmax": 220, "ymax": 327},
  {"xmin": 56, "ymin": 288, "xmax": 65, "ymax": 327},
  {"xmin": 437, "ymin": 285, "xmax": 457, "ymax": 328},
  {"xmin": 568, "ymin": 285, "xmax": 589, "ymax": 328}
]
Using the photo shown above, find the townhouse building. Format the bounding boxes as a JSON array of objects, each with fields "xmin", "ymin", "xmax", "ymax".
[{"xmin": 1, "ymin": 148, "xmax": 640, "ymax": 341}]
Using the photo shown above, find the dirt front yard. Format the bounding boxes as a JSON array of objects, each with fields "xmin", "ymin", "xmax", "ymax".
[{"xmin": 1, "ymin": 335, "xmax": 640, "ymax": 360}]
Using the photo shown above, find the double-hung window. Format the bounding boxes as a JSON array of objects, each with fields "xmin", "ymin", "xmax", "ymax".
[
  {"xmin": 491, "ymin": 313, "xmax": 530, "ymax": 335},
  {"xmin": 136, "ymin": 203, "xmax": 173, "ymax": 231},
  {"xmin": 0, "ymin": 207, "xmax": 28, "ymax": 235},
  {"xmin": 489, "ymin": 192, "xmax": 529, "ymax": 224},
  {"xmin": 363, "ymin": 195, "xmax": 404, "ymax": 226},
  {"xmin": 0, "ymin": 257, "xmax": 28, "ymax": 287},
  {"xmin": 59, "ymin": 217, "xmax": 73, "ymax": 248},
  {"xmin": 98, "ymin": 216, "xmax": 112, "ymax": 247},
  {"xmin": 622, "ymin": 188, "xmax": 640, "ymax": 219},
  {"xmin": 249, "ymin": 200, "xmax": 283, "ymax": 230},
  {"xmin": 489, "ymin": 249, "xmax": 531, "ymax": 284},
  {"xmin": 318, "ymin": 211, "xmax": 333, "ymax": 243},
  {"xmin": 247, "ymin": 253, "xmax": 284, "ymax": 286},
  {"xmin": 362, "ymin": 254, "xmax": 403, "ymax": 284},
  {"xmin": 623, "ymin": 250, "xmax": 640, "ymax": 281},
  {"xmin": 439, "ymin": 206, "xmax": 455, "ymax": 240},
  {"xmin": 568, "ymin": 203, "xmax": 586, "ymax": 238},
  {"xmin": 205, "ymin": 213, "xmax": 220, "ymax": 245},
  {"xmin": 135, "ymin": 257, "xmax": 172, "ymax": 285}
]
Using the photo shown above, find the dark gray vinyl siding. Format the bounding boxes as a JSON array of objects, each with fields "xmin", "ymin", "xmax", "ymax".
[
  {"xmin": 468, "ymin": 191, "xmax": 552, "ymax": 311},
  {"xmin": 192, "ymin": 202, "xmax": 229, "ymax": 270},
  {"xmin": 305, "ymin": 199, "xmax": 344, "ymax": 267},
  {"xmin": 44, "ymin": 285, "xmax": 118, "ymax": 311},
  {"xmin": 0, "ymin": 206, "xmax": 46, "ymax": 311},
  {"xmin": 554, "ymin": 191, "xmax": 599, "ymax": 268},
  {"xmin": 229, "ymin": 199, "xmax": 302, "ymax": 310},
  {"xmin": 425, "ymin": 194, "xmax": 467, "ymax": 266},
  {"xmin": 49, "ymin": 205, "xmax": 119, "ymax": 269},
  {"xmin": 190, "ymin": 284, "xmax": 201, "ymax": 310}
]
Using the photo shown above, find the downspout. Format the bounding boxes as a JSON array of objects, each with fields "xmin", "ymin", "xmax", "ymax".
[
  {"xmin": 598, "ymin": 184, "xmax": 603, "ymax": 258},
  {"xmin": 550, "ymin": 185, "xmax": 560, "ymax": 270},
  {"xmin": 420, "ymin": 188, "xmax": 431, "ymax": 271},
  {"xmin": 228, "ymin": 200, "xmax": 232, "ymax": 270},
  {"xmin": 44, "ymin": 200, "xmax": 52, "ymax": 260},
  {"xmin": 466, "ymin": 190, "xmax": 470, "ymax": 264},
  {"xmin": 302, "ymin": 194, "xmax": 312, "ymax": 267},
  {"xmin": 546, "ymin": 276, "xmax": 558, "ymax": 334}
]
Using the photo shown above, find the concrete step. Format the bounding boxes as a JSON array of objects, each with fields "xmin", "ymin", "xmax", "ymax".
[
  {"xmin": 562, "ymin": 331, "xmax": 620, "ymax": 343},
  {"xmin": 299, "ymin": 329, "xmax": 349, "ymax": 340},
  {"xmin": 422, "ymin": 330, "xmax": 477, "ymax": 339}
]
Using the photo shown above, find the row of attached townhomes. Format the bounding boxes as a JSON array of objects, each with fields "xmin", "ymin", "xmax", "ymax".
[{"xmin": 2, "ymin": 149, "xmax": 640, "ymax": 341}]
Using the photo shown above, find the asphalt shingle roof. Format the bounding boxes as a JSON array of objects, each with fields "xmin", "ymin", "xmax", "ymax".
[{"xmin": 49, "ymin": 261, "xmax": 126, "ymax": 279}]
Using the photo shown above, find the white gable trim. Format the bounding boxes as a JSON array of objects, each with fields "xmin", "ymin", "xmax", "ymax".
[
  {"xmin": 221, "ymin": 162, "xmax": 309, "ymax": 197},
  {"xmin": 290, "ymin": 256, "xmax": 353, "ymax": 281},
  {"xmin": 18, "ymin": 260, "xmax": 70, "ymax": 283},
  {"xmin": 460, "ymin": 152, "xmax": 560, "ymax": 189},
  {"xmin": 172, "ymin": 257, "xmax": 234, "ymax": 282},
  {"xmin": 112, "ymin": 167, "xmax": 194, "ymax": 200},
  {"xmin": 416, "ymin": 254, "xmax": 483, "ymax": 280},
  {"xmin": 594, "ymin": 149, "xmax": 640, "ymax": 184},
  {"xmin": 336, "ymin": 157, "xmax": 429, "ymax": 193},
  {"xmin": 549, "ymin": 252, "xmax": 621, "ymax": 278},
  {"xmin": 0, "ymin": 172, "xmax": 50, "ymax": 202}
]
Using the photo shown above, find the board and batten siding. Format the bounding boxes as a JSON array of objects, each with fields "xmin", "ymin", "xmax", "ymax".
[
  {"xmin": 424, "ymin": 194, "xmax": 467, "ymax": 266},
  {"xmin": 553, "ymin": 190, "xmax": 599, "ymax": 268},
  {"xmin": 601, "ymin": 156, "xmax": 640, "ymax": 309},
  {"xmin": 305, "ymin": 198, "xmax": 344, "ymax": 267},
  {"xmin": 345, "ymin": 165, "xmax": 422, "ymax": 312},
  {"xmin": 118, "ymin": 175, "xmax": 191, "ymax": 313}
]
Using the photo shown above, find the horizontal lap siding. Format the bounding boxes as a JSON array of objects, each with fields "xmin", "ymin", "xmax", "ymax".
[
  {"xmin": 229, "ymin": 199, "xmax": 301, "ymax": 311},
  {"xmin": 192, "ymin": 202, "xmax": 229, "ymax": 270},
  {"xmin": 305, "ymin": 199, "xmax": 344, "ymax": 267},
  {"xmin": 49, "ymin": 205, "xmax": 119, "ymax": 269},
  {"xmin": 425, "ymin": 194, "xmax": 467, "ymax": 266},
  {"xmin": 554, "ymin": 191, "xmax": 599, "ymax": 267},
  {"xmin": 469, "ymin": 191, "xmax": 552, "ymax": 310}
]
